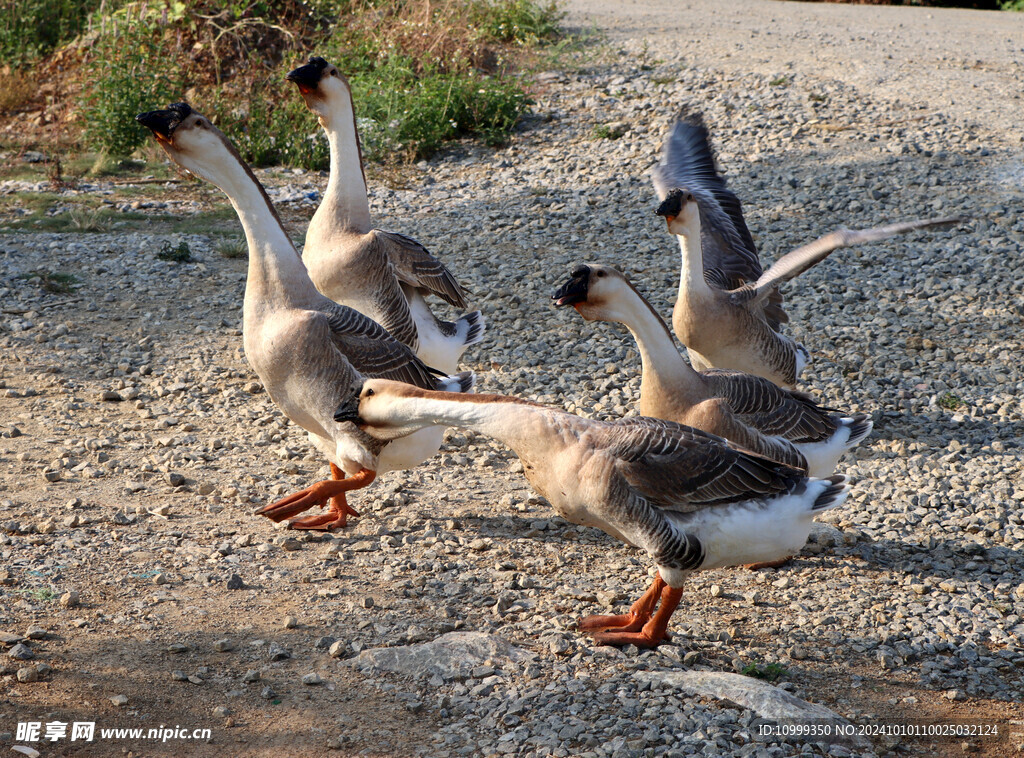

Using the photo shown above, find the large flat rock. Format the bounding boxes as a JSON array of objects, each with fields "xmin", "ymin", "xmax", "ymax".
[
  {"xmin": 346, "ymin": 632, "xmax": 536, "ymax": 681},
  {"xmin": 638, "ymin": 670, "xmax": 870, "ymax": 748}
]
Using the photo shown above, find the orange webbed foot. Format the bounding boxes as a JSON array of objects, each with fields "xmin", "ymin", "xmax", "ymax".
[
  {"xmin": 580, "ymin": 580, "xmax": 683, "ymax": 650},
  {"xmin": 255, "ymin": 468, "xmax": 375, "ymax": 531},
  {"xmin": 743, "ymin": 556, "xmax": 792, "ymax": 570}
]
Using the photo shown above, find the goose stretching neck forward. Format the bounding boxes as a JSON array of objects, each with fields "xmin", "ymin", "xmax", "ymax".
[
  {"xmin": 335, "ymin": 381, "xmax": 850, "ymax": 648},
  {"xmin": 553, "ymin": 263, "xmax": 872, "ymax": 478},
  {"xmin": 136, "ymin": 102, "xmax": 474, "ymax": 531},
  {"xmin": 287, "ymin": 56, "xmax": 484, "ymax": 372},
  {"xmin": 653, "ymin": 108, "xmax": 962, "ymax": 387}
]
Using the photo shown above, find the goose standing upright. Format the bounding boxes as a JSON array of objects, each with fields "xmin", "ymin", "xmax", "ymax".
[
  {"xmin": 136, "ymin": 103, "xmax": 474, "ymax": 530},
  {"xmin": 653, "ymin": 108, "xmax": 961, "ymax": 387},
  {"xmin": 287, "ymin": 56, "xmax": 484, "ymax": 373},
  {"xmin": 335, "ymin": 380, "xmax": 850, "ymax": 648},
  {"xmin": 552, "ymin": 263, "xmax": 872, "ymax": 477}
]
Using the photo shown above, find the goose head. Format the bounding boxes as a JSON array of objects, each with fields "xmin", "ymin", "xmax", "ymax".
[
  {"xmin": 136, "ymin": 102, "xmax": 239, "ymax": 186},
  {"xmin": 334, "ymin": 378, "xmax": 430, "ymax": 441},
  {"xmin": 655, "ymin": 188, "xmax": 699, "ymax": 236},
  {"xmin": 287, "ymin": 56, "xmax": 353, "ymax": 125},
  {"xmin": 552, "ymin": 264, "xmax": 636, "ymax": 323}
]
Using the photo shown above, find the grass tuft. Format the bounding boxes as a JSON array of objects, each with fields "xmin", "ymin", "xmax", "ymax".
[
  {"xmin": 741, "ymin": 661, "xmax": 788, "ymax": 683},
  {"xmin": 937, "ymin": 392, "xmax": 963, "ymax": 411},
  {"xmin": 17, "ymin": 269, "xmax": 80, "ymax": 293},
  {"xmin": 217, "ymin": 237, "xmax": 247, "ymax": 259},
  {"xmin": 156, "ymin": 240, "xmax": 194, "ymax": 263}
]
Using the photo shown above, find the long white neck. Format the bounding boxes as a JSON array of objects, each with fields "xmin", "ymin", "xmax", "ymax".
[
  {"xmin": 377, "ymin": 393, "xmax": 552, "ymax": 456},
  {"xmin": 203, "ymin": 151, "xmax": 318, "ymax": 309},
  {"xmin": 599, "ymin": 288, "xmax": 696, "ymax": 386},
  {"xmin": 314, "ymin": 91, "xmax": 372, "ymax": 235},
  {"xmin": 674, "ymin": 213, "xmax": 711, "ymax": 299}
]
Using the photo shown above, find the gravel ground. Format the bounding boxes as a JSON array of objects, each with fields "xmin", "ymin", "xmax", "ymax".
[{"xmin": 1, "ymin": 3, "xmax": 1024, "ymax": 757}]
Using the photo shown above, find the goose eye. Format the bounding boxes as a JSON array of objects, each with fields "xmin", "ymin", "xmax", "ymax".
[
  {"xmin": 365, "ymin": 388, "xmax": 375, "ymax": 397},
  {"xmin": 330, "ymin": 69, "xmax": 338, "ymax": 76},
  {"xmin": 596, "ymin": 271, "xmax": 605, "ymax": 278}
]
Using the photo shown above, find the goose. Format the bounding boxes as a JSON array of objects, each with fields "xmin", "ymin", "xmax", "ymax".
[
  {"xmin": 653, "ymin": 108, "xmax": 961, "ymax": 388},
  {"xmin": 136, "ymin": 102, "xmax": 475, "ymax": 530},
  {"xmin": 334, "ymin": 380, "xmax": 850, "ymax": 648},
  {"xmin": 286, "ymin": 56, "xmax": 484, "ymax": 373},
  {"xmin": 552, "ymin": 263, "xmax": 872, "ymax": 478}
]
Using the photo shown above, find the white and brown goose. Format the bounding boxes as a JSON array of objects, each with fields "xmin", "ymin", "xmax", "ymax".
[
  {"xmin": 334, "ymin": 380, "xmax": 849, "ymax": 648},
  {"xmin": 287, "ymin": 56, "xmax": 484, "ymax": 373},
  {"xmin": 653, "ymin": 108, "xmax": 961, "ymax": 388},
  {"xmin": 136, "ymin": 103, "xmax": 474, "ymax": 530},
  {"xmin": 552, "ymin": 264, "xmax": 871, "ymax": 478}
]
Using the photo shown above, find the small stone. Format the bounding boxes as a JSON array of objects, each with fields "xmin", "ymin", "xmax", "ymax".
[
  {"xmin": 360, "ymin": 596, "xmax": 374, "ymax": 609},
  {"xmin": 280, "ymin": 538, "xmax": 301, "ymax": 552},
  {"xmin": 313, "ymin": 636, "xmax": 335, "ymax": 650},
  {"xmin": 468, "ymin": 538, "xmax": 490, "ymax": 551},
  {"xmin": 260, "ymin": 686, "xmax": 277, "ymax": 700},
  {"xmin": 789, "ymin": 646, "xmax": 807, "ymax": 661},
  {"xmin": 187, "ymin": 675, "xmax": 203, "ymax": 685},
  {"xmin": 549, "ymin": 637, "xmax": 570, "ymax": 655},
  {"xmin": 60, "ymin": 591, "xmax": 81, "ymax": 608},
  {"xmin": 110, "ymin": 694, "xmax": 128, "ymax": 707},
  {"xmin": 243, "ymin": 669, "xmax": 260, "ymax": 683},
  {"xmin": 16, "ymin": 666, "xmax": 38, "ymax": 683},
  {"xmin": 171, "ymin": 670, "xmax": 188, "ymax": 681},
  {"xmin": 153, "ymin": 573, "xmax": 168, "ymax": 586},
  {"xmin": 214, "ymin": 639, "xmax": 235, "ymax": 652},
  {"xmin": 226, "ymin": 574, "xmax": 245, "ymax": 590},
  {"xmin": 167, "ymin": 643, "xmax": 188, "ymax": 654},
  {"xmin": 772, "ymin": 577, "xmax": 791, "ymax": 589},
  {"xmin": 111, "ymin": 511, "xmax": 134, "ymax": 525},
  {"xmin": 25, "ymin": 626, "xmax": 46, "ymax": 640},
  {"xmin": 683, "ymin": 651, "xmax": 701, "ymax": 666},
  {"xmin": 167, "ymin": 472, "xmax": 185, "ymax": 487},
  {"xmin": 328, "ymin": 640, "xmax": 347, "ymax": 659},
  {"xmin": 710, "ymin": 584, "xmax": 722, "ymax": 598},
  {"xmin": 213, "ymin": 705, "xmax": 231, "ymax": 718},
  {"xmin": 42, "ymin": 470, "xmax": 61, "ymax": 483},
  {"xmin": 743, "ymin": 591, "xmax": 760, "ymax": 605},
  {"xmin": 100, "ymin": 390, "xmax": 123, "ymax": 402},
  {"xmin": 944, "ymin": 689, "xmax": 966, "ymax": 701},
  {"xmin": 283, "ymin": 616, "xmax": 298, "ymax": 629},
  {"xmin": 302, "ymin": 672, "xmax": 323, "ymax": 686},
  {"xmin": 268, "ymin": 643, "xmax": 291, "ymax": 661}
]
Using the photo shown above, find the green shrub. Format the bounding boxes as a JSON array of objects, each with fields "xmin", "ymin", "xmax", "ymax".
[
  {"xmin": 0, "ymin": 0, "xmax": 108, "ymax": 67},
  {"xmin": 469, "ymin": 0, "xmax": 563, "ymax": 44},
  {"xmin": 81, "ymin": 14, "xmax": 185, "ymax": 156},
  {"xmin": 156, "ymin": 240, "xmax": 194, "ymax": 263},
  {"xmin": 351, "ymin": 56, "xmax": 530, "ymax": 161}
]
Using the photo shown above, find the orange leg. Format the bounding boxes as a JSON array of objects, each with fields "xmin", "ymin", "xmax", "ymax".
[
  {"xmin": 744, "ymin": 556, "xmax": 791, "ymax": 570},
  {"xmin": 578, "ymin": 575, "xmax": 666, "ymax": 634},
  {"xmin": 255, "ymin": 466, "xmax": 375, "ymax": 531},
  {"xmin": 589, "ymin": 583, "xmax": 684, "ymax": 649}
]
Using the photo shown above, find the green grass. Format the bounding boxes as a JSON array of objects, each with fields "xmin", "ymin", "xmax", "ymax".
[
  {"xmin": 741, "ymin": 661, "xmax": 788, "ymax": 683},
  {"xmin": 16, "ymin": 270, "xmax": 80, "ymax": 293},
  {"xmin": 937, "ymin": 392, "xmax": 963, "ymax": 411},
  {"xmin": 590, "ymin": 122, "xmax": 627, "ymax": 140},
  {"xmin": 217, "ymin": 237, "xmax": 248, "ymax": 259},
  {"xmin": 156, "ymin": 240, "xmax": 194, "ymax": 263},
  {"xmin": 769, "ymin": 75, "xmax": 788, "ymax": 87}
]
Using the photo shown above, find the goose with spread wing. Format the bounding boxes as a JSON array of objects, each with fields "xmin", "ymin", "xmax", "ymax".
[
  {"xmin": 653, "ymin": 108, "xmax": 961, "ymax": 388},
  {"xmin": 287, "ymin": 56, "xmax": 484, "ymax": 373},
  {"xmin": 136, "ymin": 103, "xmax": 474, "ymax": 530},
  {"xmin": 334, "ymin": 380, "xmax": 849, "ymax": 648},
  {"xmin": 553, "ymin": 263, "xmax": 871, "ymax": 477}
]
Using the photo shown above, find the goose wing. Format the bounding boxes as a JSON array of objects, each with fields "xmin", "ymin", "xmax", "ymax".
[
  {"xmin": 374, "ymin": 229, "xmax": 468, "ymax": 309},
  {"xmin": 730, "ymin": 216, "xmax": 964, "ymax": 309},
  {"xmin": 652, "ymin": 109, "xmax": 761, "ymax": 288},
  {"xmin": 699, "ymin": 369, "xmax": 838, "ymax": 442},
  {"xmin": 597, "ymin": 417, "xmax": 802, "ymax": 512},
  {"xmin": 318, "ymin": 300, "xmax": 439, "ymax": 388}
]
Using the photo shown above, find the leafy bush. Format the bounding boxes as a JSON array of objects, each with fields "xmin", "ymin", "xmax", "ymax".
[
  {"xmin": 81, "ymin": 14, "xmax": 185, "ymax": 156},
  {"xmin": 469, "ymin": 0, "xmax": 563, "ymax": 44},
  {"xmin": 0, "ymin": 0, "xmax": 107, "ymax": 67},
  {"xmin": 156, "ymin": 240, "xmax": 194, "ymax": 263}
]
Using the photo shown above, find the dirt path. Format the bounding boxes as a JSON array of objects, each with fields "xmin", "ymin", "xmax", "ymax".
[{"xmin": 562, "ymin": 0, "xmax": 1024, "ymax": 137}]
